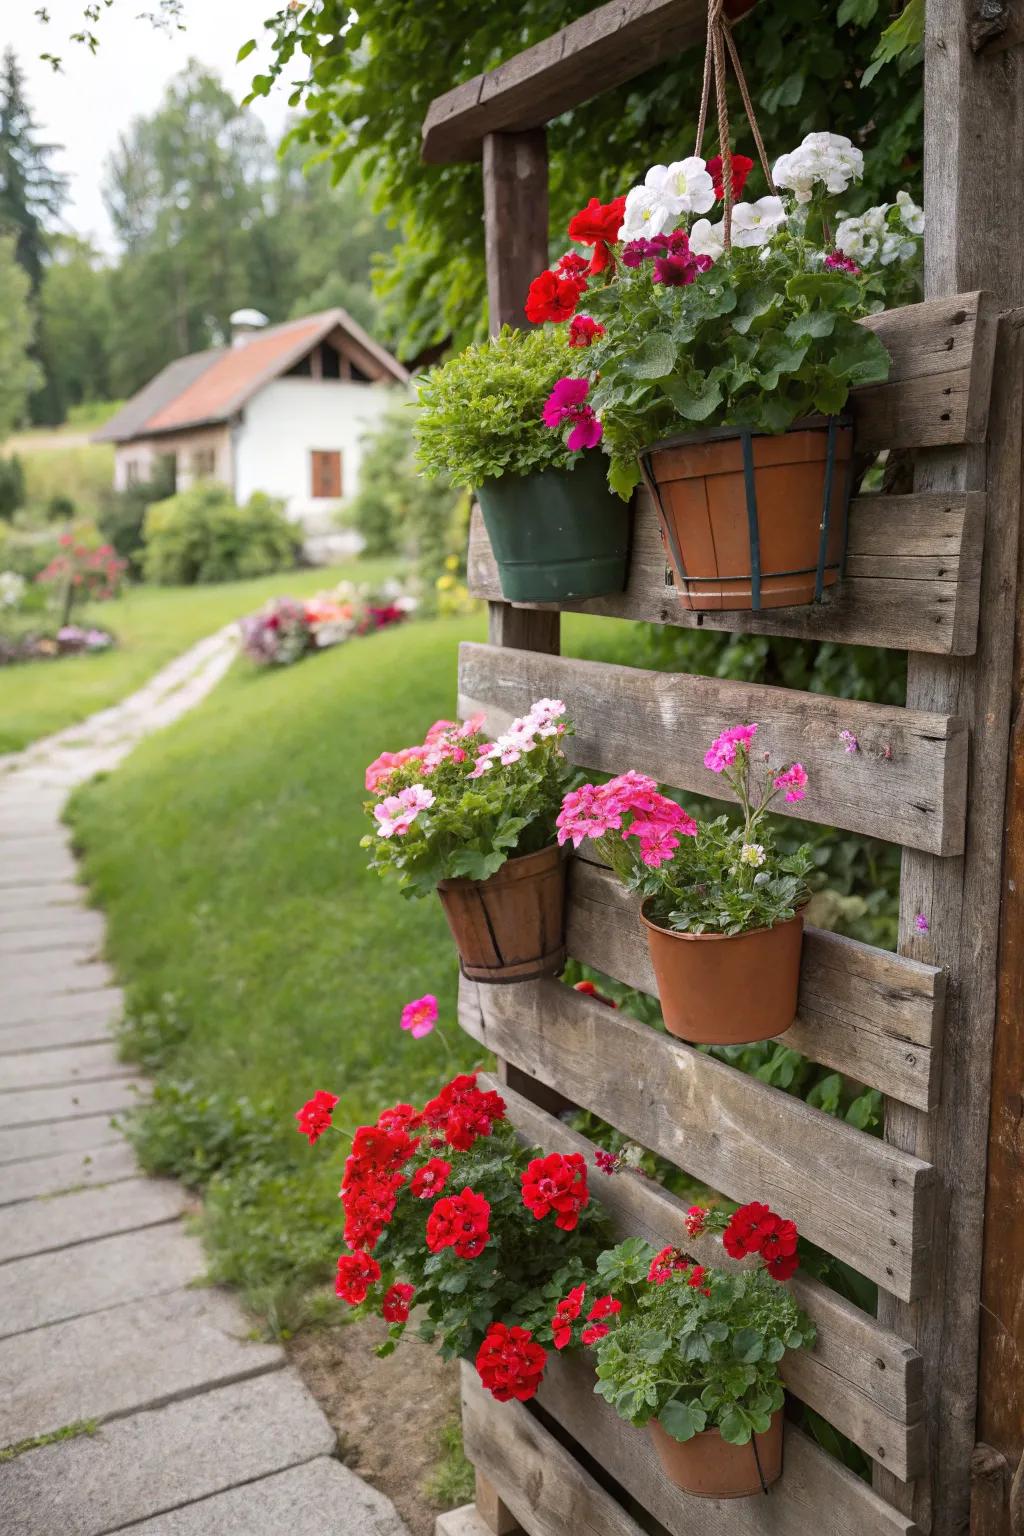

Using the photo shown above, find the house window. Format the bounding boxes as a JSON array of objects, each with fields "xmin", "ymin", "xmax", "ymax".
[
  {"xmin": 192, "ymin": 446, "xmax": 216, "ymax": 479},
  {"xmin": 125, "ymin": 461, "xmax": 141, "ymax": 487},
  {"xmin": 311, "ymin": 449, "xmax": 343, "ymax": 499}
]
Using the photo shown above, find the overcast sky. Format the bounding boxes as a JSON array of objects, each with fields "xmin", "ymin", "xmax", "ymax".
[{"xmin": 4, "ymin": 0, "xmax": 292, "ymax": 254}]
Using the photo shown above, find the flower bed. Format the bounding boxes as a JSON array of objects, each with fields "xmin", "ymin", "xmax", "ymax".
[{"xmin": 238, "ymin": 580, "xmax": 415, "ymax": 667}]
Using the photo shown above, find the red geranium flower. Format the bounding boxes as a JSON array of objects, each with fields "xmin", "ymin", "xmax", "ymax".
[
  {"xmin": 425, "ymin": 1185, "xmax": 491, "ymax": 1259},
  {"xmin": 567, "ymin": 194, "xmax": 628, "ymax": 272},
  {"xmin": 342, "ymin": 1169, "xmax": 405, "ymax": 1251},
  {"xmin": 295, "ymin": 1090, "xmax": 339, "ymax": 1145},
  {"xmin": 555, "ymin": 251, "xmax": 589, "ymax": 278},
  {"xmin": 683, "ymin": 1205, "xmax": 707, "ymax": 1238},
  {"xmin": 422, "ymin": 1074, "xmax": 505, "ymax": 1152},
  {"xmin": 410, "ymin": 1157, "xmax": 451, "ymax": 1200},
  {"xmin": 349, "ymin": 1123, "xmax": 419, "ymax": 1173},
  {"xmin": 521, "ymin": 1151, "xmax": 590, "ymax": 1231},
  {"xmin": 551, "ymin": 1283, "xmax": 587, "ymax": 1349},
  {"xmin": 476, "ymin": 1322, "xmax": 547, "ymax": 1402},
  {"xmin": 723, "ymin": 1200, "xmax": 773, "ymax": 1258},
  {"xmin": 335, "ymin": 1249, "xmax": 381, "ymax": 1305},
  {"xmin": 648, "ymin": 1245, "xmax": 689, "ymax": 1285},
  {"xmin": 382, "ymin": 1282, "xmax": 415, "ymax": 1323},
  {"xmin": 765, "ymin": 1249, "xmax": 799, "ymax": 1282},
  {"xmin": 706, "ymin": 153, "xmax": 754, "ymax": 201},
  {"xmin": 573, "ymin": 979, "xmax": 617, "ymax": 1006},
  {"xmin": 582, "ymin": 1291, "xmax": 621, "ymax": 1345},
  {"xmin": 524, "ymin": 268, "xmax": 586, "ymax": 324},
  {"xmin": 567, "ymin": 314, "xmax": 605, "ymax": 349},
  {"xmin": 376, "ymin": 1102, "xmax": 422, "ymax": 1132}
]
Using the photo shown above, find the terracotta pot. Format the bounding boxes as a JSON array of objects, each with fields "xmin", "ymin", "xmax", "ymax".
[
  {"xmin": 640, "ymin": 904, "xmax": 804, "ymax": 1045},
  {"xmin": 642, "ymin": 418, "xmax": 854, "ymax": 612},
  {"xmin": 648, "ymin": 1411, "xmax": 784, "ymax": 1498},
  {"xmin": 436, "ymin": 844, "xmax": 566, "ymax": 983}
]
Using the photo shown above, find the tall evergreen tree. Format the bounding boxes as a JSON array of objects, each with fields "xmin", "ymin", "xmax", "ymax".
[{"xmin": 0, "ymin": 48, "xmax": 67, "ymax": 293}]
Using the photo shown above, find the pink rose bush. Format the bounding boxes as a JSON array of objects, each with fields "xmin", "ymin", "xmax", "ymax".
[
  {"xmin": 362, "ymin": 699, "xmax": 577, "ymax": 897},
  {"xmin": 558, "ymin": 725, "xmax": 813, "ymax": 936}
]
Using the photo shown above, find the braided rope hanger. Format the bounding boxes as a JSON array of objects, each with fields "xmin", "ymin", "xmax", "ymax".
[{"xmin": 693, "ymin": 0, "xmax": 776, "ymax": 251}]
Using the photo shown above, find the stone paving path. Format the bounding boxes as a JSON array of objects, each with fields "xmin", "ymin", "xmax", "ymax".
[{"xmin": 0, "ymin": 632, "xmax": 411, "ymax": 1535}]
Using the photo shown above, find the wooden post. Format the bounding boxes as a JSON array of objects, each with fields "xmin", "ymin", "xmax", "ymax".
[
  {"xmin": 482, "ymin": 131, "xmax": 549, "ymax": 336},
  {"xmin": 874, "ymin": 4, "xmax": 1024, "ymax": 1530}
]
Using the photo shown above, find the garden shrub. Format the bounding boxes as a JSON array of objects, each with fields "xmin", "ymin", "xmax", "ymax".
[
  {"xmin": 0, "ymin": 455, "xmax": 25, "ymax": 520},
  {"xmin": 142, "ymin": 483, "xmax": 301, "ymax": 585},
  {"xmin": 96, "ymin": 457, "xmax": 175, "ymax": 573}
]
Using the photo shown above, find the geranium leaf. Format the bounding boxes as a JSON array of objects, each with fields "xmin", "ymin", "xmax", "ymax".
[{"xmin": 659, "ymin": 1397, "xmax": 707, "ymax": 1442}]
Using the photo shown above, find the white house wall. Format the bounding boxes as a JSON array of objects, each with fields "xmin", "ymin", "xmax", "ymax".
[{"xmin": 233, "ymin": 377, "xmax": 404, "ymax": 522}]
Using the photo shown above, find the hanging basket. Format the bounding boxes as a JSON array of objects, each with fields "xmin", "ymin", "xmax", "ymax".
[{"xmin": 639, "ymin": 415, "xmax": 854, "ymax": 612}]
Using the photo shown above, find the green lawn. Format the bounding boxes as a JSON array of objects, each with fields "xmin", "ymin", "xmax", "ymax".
[
  {"xmin": 66, "ymin": 609, "xmax": 641, "ymax": 1328},
  {"xmin": 0, "ymin": 559, "xmax": 397, "ymax": 754}
]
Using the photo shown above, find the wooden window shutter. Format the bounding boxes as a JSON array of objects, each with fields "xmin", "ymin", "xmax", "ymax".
[{"xmin": 311, "ymin": 450, "xmax": 342, "ymax": 499}]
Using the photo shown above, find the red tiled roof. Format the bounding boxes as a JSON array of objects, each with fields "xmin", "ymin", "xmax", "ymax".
[{"xmin": 94, "ymin": 309, "xmax": 408, "ymax": 444}]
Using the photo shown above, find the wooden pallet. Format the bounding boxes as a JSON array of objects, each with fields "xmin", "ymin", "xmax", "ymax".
[{"xmin": 447, "ymin": 293, "xmax": 1023, "ymax": 1536}]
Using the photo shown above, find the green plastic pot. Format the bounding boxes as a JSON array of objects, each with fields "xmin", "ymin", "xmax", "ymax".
[{"xmin": 475, "ymin": 455, "xmax": 631, "ymax": 603}]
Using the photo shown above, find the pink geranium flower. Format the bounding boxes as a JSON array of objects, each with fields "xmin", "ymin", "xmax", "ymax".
[
  {"xmin": 774, "ymin": 763, "xmax": 808, "ymax": 803},
  {"xmin": 542, "ymin": 377, "xmax": 603, "ymax": 452},
  {"xmin": 401, "ymin": 994, "xmax": 438, "ymax": 1038},
  {"xmin": 704, "ymin": 723, "xmax": 759, "ymax": 773}
]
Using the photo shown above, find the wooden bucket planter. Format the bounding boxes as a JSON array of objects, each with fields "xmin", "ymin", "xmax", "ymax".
[
  {"xmin": 436, "ymin": 843, "xmax": 566, "ymax": 983},
  {"xmin": 639, "ymin": 417, "xmax": 855, "ymax": 613},
  {"xmin": 640, "ymin": 904, "xmax": 805, "ymax": 1045},
  {"xmin": 648, "ymin": 1411, "xmax": 784, "ymax": 1498}
]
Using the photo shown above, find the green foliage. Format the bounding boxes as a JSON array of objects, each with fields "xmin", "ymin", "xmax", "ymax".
[
  {"xmin": 346, "ymin": 401, "xmax": 466, "ymax": 608},
  {"xmin": 0, "ymin": 235, "xmax": 43, "ymax": 439},
  {"xmin": 424, "ymin": 1419, "xmax": 476, "ymax": 1510},
  {"xmin": 589, "ymin": 1238, "xmax": 814, "ymax": 1444},
  {"xmin": 253, "ymin": 0, "xmax": 923, "ymax": 360},
  {"xmin": 36, "ymin": 238, "xmax": 113, "ymax": 425},
  {"xmin": 362, "ymin": 708, "xmax": 575, "ymax": 897},
  {"xmin": 142, "ymin": 483, "xmax": 301, "ymax": 585},
  {"xmin": 415, "ymin": 327, "xmax": 576, "ymax": 488},
  {"xmin": 861, "ymin": 0, "xmax": 924, "ymax": 88},
  {"xmin": 121, "ymin": 1078, "xmax": 283, "ymax": 1188},
  {"xmin": 97, "ymin": 457, "xmax": 176, "ymax": 573},
  {"xmin": 0, "ymin": 454, "xmax": 25, "ymax": 519}
]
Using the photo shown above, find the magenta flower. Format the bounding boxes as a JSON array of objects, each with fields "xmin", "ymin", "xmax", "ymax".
[
  {"xmin": 621, "ymin": 238, "xmax": 658, "ymax": 268},
  {"xmin": 915, "ymin": 913, "xmax": 930, "ymax": 934},
  {"xmin": 839, "ymin": 729, "xmax": 859, "ymax": 754},
  {"xmin": 704, "ymin": 723, "xmax": 759, "ymax": 774},
  {"xmin": 774, "ymin": 763, "xmax": 809, "ymax": 803},
  {"xmin": 593, "ymin": 1149, "xmax": 618, "ymax": 1176},
  {"xmin": 825, "ymin": 250, "xmax": 861, "ymax": 274},
  {"xmin": 542, "ymin": 376, "xmax": 603, "ymax": 453},
  {"xmin": 401, "ymin": 994, "xmax": 438, "ymax": 1038}
]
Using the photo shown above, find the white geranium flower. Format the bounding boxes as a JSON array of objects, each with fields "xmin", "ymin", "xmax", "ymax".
[
  {"xmin": 896, "ymin": 189, "xmax": 925, "ymax": 234},
  {"xmin": 880, "ymin": 231, "xmax": 917, "ymax": 265},
  {"xmin": 834, "ymin": 203, "xmax": 890, "ymax": 264},
  {"xmin": 689, "ymin": 217, "xmax": 725, "ymax": 261},
  {"xmin": 619, "ymin": 183, "xmax": 677, "ymax": 240},
  {"xmin": 740, "ymin": 842, "xmax": 767, "ymax": 867},
  {"xmin": 730, "ymin": 196, "xmax": 787, "ymax": 248},
  {"xmin": 644, "ymin": 157, "xmax": 716, "ymax": 217},
  {"xmin": 773, "ymin": 132, "xmax": 864, "ymax": 203}
]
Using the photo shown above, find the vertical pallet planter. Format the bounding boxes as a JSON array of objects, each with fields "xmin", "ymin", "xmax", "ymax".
[{"xmin": 421, "ymin": 5, "xmax": 1024, "ymax": 1532}]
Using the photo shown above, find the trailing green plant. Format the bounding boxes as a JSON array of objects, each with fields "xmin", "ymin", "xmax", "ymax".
[
  {"xmin": 142, "ymin": 483, "xmax": 301, "ymax": 585},
  {"xmin": 414, "ymin": 326, "xmax": 581, "ymax": 489},
  {"xmin": 362, "ymin": 700, "xmax": 576, "ymax": 897}
]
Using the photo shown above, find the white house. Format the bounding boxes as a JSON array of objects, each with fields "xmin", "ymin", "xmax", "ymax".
[{"xmin": 94, "ymin": 308, "xmax": 409, "ymax": 554}]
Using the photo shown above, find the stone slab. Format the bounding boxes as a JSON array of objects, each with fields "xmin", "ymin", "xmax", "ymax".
[
  {"xmin": 2, "ymin": 946, "xmax": 103, "ymax": 978},
  {"xmin": 0, "ymin": 1221, "xmax": 201, "ymax": 1336},
  {"xmin": 0, "ymin": 914, "xmax": 104, "ymax": 951},
  {"xmin": 435, "ymin": 1509, "xmax": 494, "ymax": 1536},
  {"xmin": 0, "ymin": 882, "xmax": 82, "ymax": 914},
  {"xmin": 0, "ymin": 1042, "xmax": 129, "ymax": 1091},
  {"xmin": 0, "ymin": 1139, "xmax": 137, "ymax": 1205},
  {"xmin": 119, "ymin": 1458, "xmax": 411, "ymax": 1536},
  {"xmin": 0, "ymin": 1370, "xmax": 337, "ymax": 1536},
  {"xmin": 0, "ymin": 855, "xmax": 80, "ymax": 890},
  {"xmin": 0, "ymin": 1175, "xmax": 185, "ymax": 1263},
  {"xmin": 0, "ymin": 1287, "xmax": 283, "ymax": 1446},
  {"xmin": 0, "ymin": 1076, "xmax": 146, "ymax": 1129},
  {"xmin": 1, "ymin": 963, "xmax": 114, "ymax": 1008},
  {"xmin": 0, "ymin": 1112, "xmax": 124, "ymax": 1166},
  {"xmin": 0, "ymin": 1014, "xmax": 114, "ymax": 1054},
  {"xmin": 0, "ymin": 987, "xmax": 122, "ymax": 1029}
]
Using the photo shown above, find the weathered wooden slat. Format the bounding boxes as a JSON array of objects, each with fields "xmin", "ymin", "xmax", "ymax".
[
  {"xmin": 467, "ymin": 489, "xmax": 986, "ymax": 657},
  {"xmin": 493, "ymin": 1356, "xmax": 923, "ymax": 1536},
  {"xmin": 458, "ymin": 642, "xmax": 968, "ymax": 856},
  {"xmin": 422, "ymin": 0, "xmax": 708, "ymax": 163},
  {"xmin": 459, "ymin": 977, "xmax": 934, "ymax": 1300},
  {"xmin": 489, "ymin": 1075, "xmax": 926, "ymax": 1479},
  {"xmin": 566, "ymin": 859, "xmax": 945, "ymax": 1110}
]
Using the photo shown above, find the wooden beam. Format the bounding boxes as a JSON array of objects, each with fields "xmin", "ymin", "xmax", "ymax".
[
  {"xmin": 565, "ymin": 858, "xmax": 946, "ymax": 1109},
  {"xmin": 491, "ymin": 1075, "xmax": 926, "ymax": 1480},
  {"xmin": 460, "ymin": 976, "xmax": 935, "ymax": 1300},
  {"xmin": 458, "ymin": 641, "xmax": 969, "ymax": 855},
  {"xmin": 468, "ymin": 489, "xmax": 987, "ymax": 657},
  {"xmin": 463, "ymin": 1362, "xmax": 922, "ymax": 1536},
  {"xmin": 422, "ymin": 0, "xmax": 709, "ymax": 164},
  {"xmin": 482, "ymin": 131, "xmax": 549, "ymax": 336}
]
